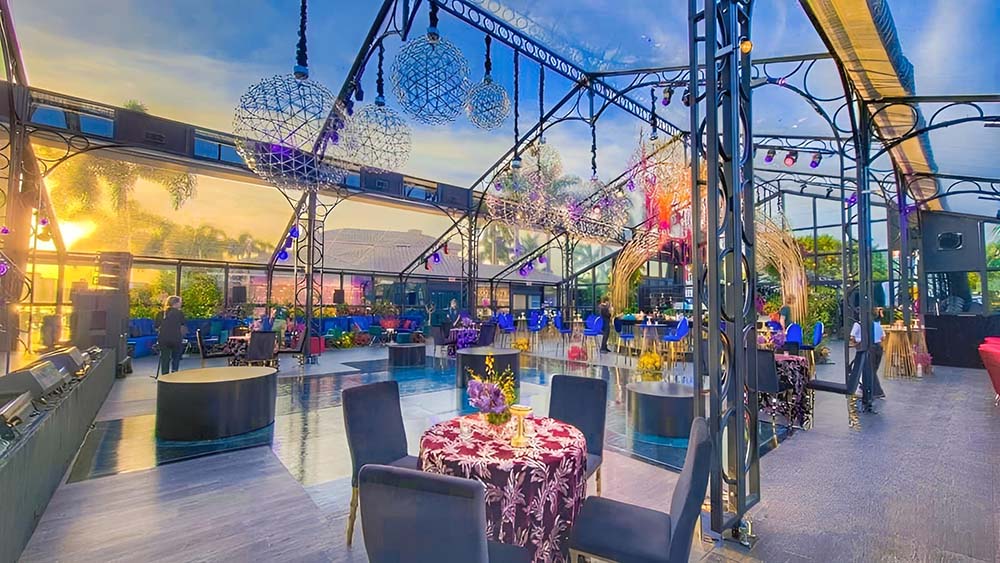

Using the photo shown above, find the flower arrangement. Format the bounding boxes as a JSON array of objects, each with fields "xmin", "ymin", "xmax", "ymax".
[
  {"xmin": 914, "ymin": 350, "xmax": 932, "ymax": 368},
  {"xmin": 758, "ymin": 330, "xmax": 785, "ymax": 350},
  {"xmin": 638, "ymin": 350, "xmax": 663, "ymax": 378},
  {"xmin": 568, "ymin": 344, "xmax": 588, "ymax": 363},
  {"xmin": 353, "ymin": 332, "xmax": 372, "ymax": 347},
  {"xmin": 337, "ymin": 332, "xmax": 355, "ymax": 349},
  {"xmin": 512, "ymin": 337, "xmax": 530, "ymax": 352},
  {"xmin": 467, "ymin": 355, "xmax": 517, "ymax": 426},
  {"xmin": 380, "ymin": 316, "xmax": 400, "ymax": 330}
]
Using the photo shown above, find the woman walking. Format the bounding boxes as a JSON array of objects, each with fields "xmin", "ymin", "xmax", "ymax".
[{"xmin": 156, "ymin": 295, "xmax": 186, "ymax": 377}]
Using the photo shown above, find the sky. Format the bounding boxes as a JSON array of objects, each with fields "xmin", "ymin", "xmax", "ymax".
[{"xmin": 10, "ymin": 0, "xmax": 1000, "ymax": 217}]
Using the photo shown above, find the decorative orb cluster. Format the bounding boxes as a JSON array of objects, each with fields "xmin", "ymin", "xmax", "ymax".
[
  {"xmin": 391, "ymin": 31, "xmax": 470, "ymax": 125},
  {"xmin": 345, "ymin": 99, "xmax": 412, "ymax": 172},
  {"xmin": 466, "ymin": 76, "xmax": 510, "ymax": 130},
  {"xmin": 233, "ymin": 74, "xmax": 347, "ymax": 192},
  {"xmin": 486, "ymin": 145, "xmax": 631, "ymax": 241}
]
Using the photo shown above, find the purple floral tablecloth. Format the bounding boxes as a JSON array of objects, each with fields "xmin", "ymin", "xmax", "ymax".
[
  {"xmin": 772, "ymin": 354, "xmax": 811, "ymax": 427},
  {"xmin": 419, "ymin": 415, "xmax": 587, "ymax": 563}
]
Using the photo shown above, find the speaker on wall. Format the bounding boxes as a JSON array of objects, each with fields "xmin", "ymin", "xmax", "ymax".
[
  {"xmin": 937, "ymin": 232, "xmax": 963, "ymax": 251},
  {"xmin": 921, "ymin": 213, "xmax": 984, "ymax": 273},
  {"xmin": 333, "ymin": 289, "xmax": 345, "ymax": 304},
  {"xmin": 231, "ymin": 285, "xmax": 247, "ymax": 304}
]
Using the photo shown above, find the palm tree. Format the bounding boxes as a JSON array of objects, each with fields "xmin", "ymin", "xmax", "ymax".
[{"xmin": 43, "ymin": 100, "xmax": 197, "ymax": 215}]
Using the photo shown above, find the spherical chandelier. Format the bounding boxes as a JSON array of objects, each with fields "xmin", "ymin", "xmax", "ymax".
[
  {"xmin": 345, "ymin": 44, "xmax": 412, "ymax": 171},
  {"xmin": 391, "ymin": 3, "xmax": 470, "ymax": 125},
  {"xmin": 465, "ymin": 36, "xmax": 510, "ymax": 130},
  {"xmin": 233, "ymin": 0, "xmax": 348, "ymax": 192}
]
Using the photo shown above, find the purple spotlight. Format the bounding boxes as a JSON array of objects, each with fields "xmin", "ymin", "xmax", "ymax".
[
  {"xmin": 278, "ymin": 249, "xmax": 289, "ymax": 261},
  {"xmin": 538, "ymin": 255, "xmax": 547, "ymax": 264},
  {"xmin": 494, "ymin": 182, "xmax": 503, "ymax": 191},
  {"xmin": 290, "ymin": 225, "xmax": 300, "ymax": 238},
  {"xmin": 763, "ymin": 148, "xmax": 775, "ymax": 163},
  {"xmin": 284, "ymin": 237, "xmax": 293, "ymax": 249},
  {"xmin": 432, "ymin": 252, "xmax": 442, "ymax": 263},
  {"xmin": 526, "ymin": 261, "xmax": 534, "ymax": 272},
  {"xmin": 0, "ymin": 260, "xmax": 8, "ymax": 277},
  {"xmin": 518, "ymin": 267, "xmax": 527, "ymax": 277},
  {"xmin": 845, "ymin": 192, "xmax": 858, "ymax": 208},
  {"xmin": 809, "ymin": 153, "xmax": 822, "ymax": 168},
  {"xmin": 0, "ymin": 226, "xmax": 8, "ymax": 235},
  {"xmin": 39, "ymin": 217, "xmax": 49, "ymax": 227}
]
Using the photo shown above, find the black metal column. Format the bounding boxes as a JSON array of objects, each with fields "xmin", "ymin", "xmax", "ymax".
[
  {"xmin": 294, "ymin": 190, "xmax": 323, "ymax": 364},
  {"xmin": 855, "ymin": 104, "xmax": 876, "ymax": 407},
  {"xmin": 461, "ymin": 215, "xmax": 478, "ymax": 312},
  {"xmin": 690, "ymin": 0, "xmax": 760, "ymax": 538}
]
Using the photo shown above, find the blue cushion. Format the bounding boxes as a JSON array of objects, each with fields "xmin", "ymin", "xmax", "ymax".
[{"xmin": 570, "ymin": 496, "xmax": 672, "ymax": 563}]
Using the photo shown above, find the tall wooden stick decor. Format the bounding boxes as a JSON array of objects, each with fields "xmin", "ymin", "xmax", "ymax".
[
  {"xmin": 756, "ymin": 214, "xmax": 809, "ymax": 322},
  {"xmin": 608, "ymin": 134, "xmax": 695, "ymax": 313}
]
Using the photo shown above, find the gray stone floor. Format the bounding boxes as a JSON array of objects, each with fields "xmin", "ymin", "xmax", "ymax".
[{"xmin": 19, "ymin": 341, "xmax": 1000, "ymax": 562}]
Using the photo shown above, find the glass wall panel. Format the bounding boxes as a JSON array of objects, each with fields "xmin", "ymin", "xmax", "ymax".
[
  {"xmin": 179, "ymin": 266, "xmax": 224, "ymax": 318},
  {"xmin": 39, "ymin": 146, "xmax": 287, "ymax": 263},
  {"xmin": 130, "ymin": 264, "xmax": 177, "ymax": 318}
]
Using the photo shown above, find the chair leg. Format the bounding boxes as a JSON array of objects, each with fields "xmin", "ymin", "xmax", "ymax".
[
  {"xmin": 596, "ymin": 466, "xmax": 602, "ymax": 497},
  {"xmin": 346, "ymin": 486, "xmax": 359, "ymax": 546}
]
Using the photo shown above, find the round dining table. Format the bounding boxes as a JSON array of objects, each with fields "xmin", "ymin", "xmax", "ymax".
[{"xmin": 419, "ymin": 415, "xmax": 588, "ymax": 563}]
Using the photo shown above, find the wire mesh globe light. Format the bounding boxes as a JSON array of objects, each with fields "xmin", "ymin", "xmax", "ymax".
[
  {"xmin": 234, "ymin": 74, "xmax": 348, "ymax": 191},
  {"xmin": 391, "ymin": 31, "xmax": 470, "ymax": 125},
  {"xmin": 466, "ymin": 76, "xmax": 510, "ymax": 130},
  {"xmin": 345, "ymin": 97, "xmax": 412, "ymax": 172}
]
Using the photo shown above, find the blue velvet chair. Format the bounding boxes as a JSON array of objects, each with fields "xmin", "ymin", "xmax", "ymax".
[
  {"xmin": 613, "ymin": 318, "xmax": 635, "ymax": 362},
  {"xmin": 583, "ymin": 316, "xmax": 604, "ymax": 356},
  {"xmin": 785, "ymin": 323, "xmax": 802, "ymax": 354},
  {"xmin": 527, "ymin": 314, "xmax": 547, "ymax": 349},
  {"xmin": 359, "ymin": 464, "xmax": 532, "ymax": 563},
  {"xmin": 799, "ymin": 321, "xmax": 824, "ymax": 370},
  {"xmin": 342, "ymin": 381, "xmax": 419, "ymax": 546},
  {"xmin": 553, "ymin": 314, "xmax": 573, "ymax": 351},
  {"xmin": 568, "ymin": 418, "xmax": 713, "ymax": 563},
  {"xmin": 549, "ymin": 375, "xmax": 608, "ymax": 496},
  {"xmin": 661, "ymin": 317, "xmax": 691, "ymax": 370}
]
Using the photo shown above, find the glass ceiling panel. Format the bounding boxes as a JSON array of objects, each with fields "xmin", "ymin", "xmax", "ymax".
[
  {"xmin": 475, "ymin": 0, "xmax": 827, "ymax": 72},
  {"xmin": 887, "ymin": 0, "xmax": 1000, "ymax": 96}
]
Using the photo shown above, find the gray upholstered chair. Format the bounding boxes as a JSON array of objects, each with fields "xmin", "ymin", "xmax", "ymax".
[
  {"xmin": 568, "ymin": 418, "xmax": 713, "ymax": 563},
  {"xmin": 359, "ymin": 464, "xmax": 532, "ymax": 563},
  {"xmin": 548, "ymin": 374, "xmax": 608, "ymax": 496},
  {"xmin": 342, "ymin": 381, "xmax": 419, "ymax": 546}
]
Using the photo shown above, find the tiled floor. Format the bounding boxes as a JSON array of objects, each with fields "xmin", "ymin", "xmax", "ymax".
[{"xmin": 19, "ymin": 340, "xmax": 1000, "ymax": 562}]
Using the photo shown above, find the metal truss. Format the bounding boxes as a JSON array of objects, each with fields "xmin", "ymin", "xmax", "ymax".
[{"xmin": 689, "ymin": 0, "xmax": 759, "ymax": 539}]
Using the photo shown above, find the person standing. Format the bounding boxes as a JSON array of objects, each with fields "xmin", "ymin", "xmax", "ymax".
[
  {"xmin": 156, "ymin": 295, "xmax": 186, "ymax": 377},
  {"xmin": 779, "ymin": 294, "xmax": 796, "ymax": 329},
  {"xmin": 271, "ymin": 304, "xmax": 289, "ymax": 348},
  {"xmin": 599, "ymin": 296, "xmax": 613, "ymax": 353},
  {"xmin": 446, "ymin": 298, "xmax": 461, "ymax": 326},
  {"xmin": 850, "ymin": 314, "xmax": 886, "ymax": 399}
]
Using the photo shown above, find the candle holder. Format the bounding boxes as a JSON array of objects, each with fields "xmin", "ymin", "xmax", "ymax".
[{"xmin": 509, "ymin": 404, "xmax": 532, "ymax": 448}]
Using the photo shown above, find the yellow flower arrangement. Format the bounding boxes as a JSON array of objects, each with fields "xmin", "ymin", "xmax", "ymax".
[
  {"xmin": 638, "ymin": 350, "xmax": 663, "ymax": 380},
  {"xmin": 512, "ymin": 337, "xmax": 530, "ymax": 352}
]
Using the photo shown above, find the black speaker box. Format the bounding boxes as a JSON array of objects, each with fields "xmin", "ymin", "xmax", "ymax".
[
  {"xmin": 231, "ymin": 285, "xmax": 247, "ymax": 304},
  {"xmin": 333, "ymin": 289, "xmax": 345, "ymax": 304}
]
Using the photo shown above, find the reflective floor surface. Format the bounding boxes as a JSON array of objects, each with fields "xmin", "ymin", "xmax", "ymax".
[{"xmin": 21, "ymin": 341, "xmax": 1000, "ymax": 562}]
